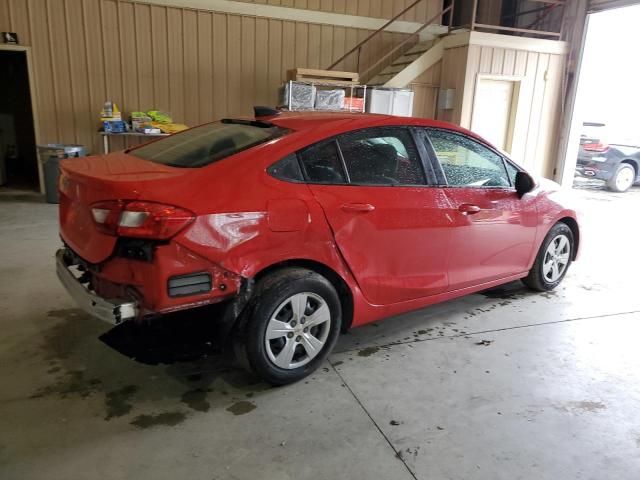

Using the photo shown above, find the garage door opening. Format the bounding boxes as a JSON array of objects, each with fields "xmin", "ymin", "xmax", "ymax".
[
  {"xmin": 0, "ymin": 49, "xmax": 38, "ymax": 191},
  {"xmin": 563, "ymin": 3, "xmax": 640, "ymax": 194}
]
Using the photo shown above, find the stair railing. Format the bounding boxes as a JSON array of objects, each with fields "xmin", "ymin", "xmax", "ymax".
[{"xmin": 326, "ymin": 0, "xmax": 454, "ymax": 83}]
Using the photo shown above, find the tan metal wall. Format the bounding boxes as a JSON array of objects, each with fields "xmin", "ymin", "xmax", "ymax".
[
  {"xmin": 466, "ymin": 45, "xmax": 564, "ymax": 178},
  {"xmin": 409, "ymin": 60, "xmax": 441, "ymax": 119},
  {"xmin": 0, "ymin": 0, "xmax": 411, "ymax": 154},
  {"xmin": 437, "ymin": 45, "xmax": 469, "ymax": 124},
  {"xmin": 232, "ymin": 0, "xmax": 443, "ymax": 23},
  {"xmin": 435, "ymin": 42, "xmax": 564, "ymax": 179}
]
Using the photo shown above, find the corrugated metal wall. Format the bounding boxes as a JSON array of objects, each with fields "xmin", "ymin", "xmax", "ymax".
[
  {"xmin": 232, "ymin": 0, "xmax": 442, "ymax": 23},
  {"xmin": 463, "ymin": 45, "xmax": 564, "ymax": 177},
  {"xmin": 409, "ymin": 61, "xmax": 441, "ymax": 119},
  {"xmin": 0, "ymin": 0, "xmax": 430, "ymax": 154},
  {"xmin": 437, "ymin": 45, "xmax": 469, "ymax": 124}
]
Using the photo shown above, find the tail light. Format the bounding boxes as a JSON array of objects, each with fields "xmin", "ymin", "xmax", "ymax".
[
  {"xmin": 583, "ymin": 142, "xmax": 609, "ymax": 153},
  {"xmin": 91, "ymin": 200, "xmax": 195, "ymax": 239}
]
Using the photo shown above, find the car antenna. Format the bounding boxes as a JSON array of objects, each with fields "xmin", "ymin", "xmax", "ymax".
[{"xmin": 254, "ymin": 106, "xmax": 280, "ymax": 118}]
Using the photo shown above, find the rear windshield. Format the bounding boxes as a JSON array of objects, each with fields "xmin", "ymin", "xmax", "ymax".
[{"xmin": 130, "ymin": 121, "xmax": 287, "ymax": 167}]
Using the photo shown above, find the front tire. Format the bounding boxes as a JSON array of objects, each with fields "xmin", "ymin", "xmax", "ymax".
[
  {"xmin": 238, "ymin": 268, "xmax": 342, "ymax": 385},
  {"xmin": 523, "ymin": 223, "xmax": 574, "ymax": 292},
  {"xmin": 606, "ymin": 163, "xmax": 636, "ymax": 192}
]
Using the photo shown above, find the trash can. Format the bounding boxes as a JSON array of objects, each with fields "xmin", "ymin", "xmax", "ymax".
[{"xmin": 37, "ymin": 144, "xmax": 87, "ymax": 204}]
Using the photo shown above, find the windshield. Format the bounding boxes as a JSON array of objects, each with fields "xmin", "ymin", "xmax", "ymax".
[{"xmin": 130, "ymin": 121, "xmax": 287, "ymax": 167}]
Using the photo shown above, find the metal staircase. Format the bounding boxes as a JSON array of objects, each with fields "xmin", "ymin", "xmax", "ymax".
[
  {"xmin": 368, "ymin": 38, "xmax": 444, "ymax": 87},
  {"xmin": 326, "ymin": 0, "xmax": 453, "ymax": 88},
  {"xmin": 326, "ymin": 0, "xmax": 565, "ymax": 89}
]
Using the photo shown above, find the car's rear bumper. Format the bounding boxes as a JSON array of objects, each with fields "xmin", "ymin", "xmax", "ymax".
[
  {"xmin": 575, "ymin": 160, "xmax": 613, "ymax": 181},
  {"xmin": 56, "ymin": 249, "xmax": 138, "ymax": 325},
  {"xmin": 56, "ymin": 240, "xmax": 244, "ymax": 322}
]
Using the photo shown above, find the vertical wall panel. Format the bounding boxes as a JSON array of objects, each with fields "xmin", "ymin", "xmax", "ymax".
[
  {"xmin": 0, "ymin": 0, "xmax": 11, "ymax": 32},
  {"xmin": 212, "ymin": 12, "xmax": 228, "ymax": 119},
  {"xmin": 267, "ymin": 19, "xmax": 283, "ymax": 105},
  {"xmin": 182, "ymin": 9, "xmax": 199, "ymax": 126},
  {"xmin": 538, "ymin": 53, "xmax": 563, "ymax": 178},
  {"xmin": 502, "ymin": 49, "xmax": 516, "ymax": 76},
  {"xmin": 331, "ymin": 26, "xmax": 346, "ymax": 71},
  {"xmin": 226, "ymin": 14, "xmax": 242, "ymax": 116},
  {"xmin": 254, "ymin": 17, "xmax": 269, "ymax": 105},
  {"xmin": 8, "ymin": 0, "xmax": 31, "ymax": 45},
  {"xmin": 47, "ymin": 0, "xmax": 75, "ymax": 142},
  {"xmin": 240, "ymin": 16, "xmax": 256, "ymax": 115},
  {"xmin": 83, "ymin": 0, "xmax": 107, "ymax": 153},
  {"xmin": 307, "ymin": 23, "xmax": 321, "ymax": 69},
  {"xmin": 150, "ymin": 5, "xmax": 170, "ymax": 112},
  {"xmin": 25, "ymin": 0, "xmax": 53, "ymax": 143},
  {"xmin": 166, "ymin": 7, "xmax": 184, "ymax": 122},
  {"xmin": 118, "ymin": 2, "xmax": 139, "ymax": 116},
  {"xmin": 523, "ymin": 53, "xmax": 550, "ymax": 172},
  {"xmin": 65, "ymin": 0, "xmax": 92, "ymax": 147},
  {"xmin": 281, "ymin": 19, "xmax": 296, "ymax": 86},
  {"xmin": 490, "ymin": 48, "xmax": 505, "ymax": 74},
  {"xmin": 134, "ymin": 4, "xmax": 154, "ymax": 112},
  {"xmin": 197, "ymin": 11, "xmax": 213, "ymax": 123}
]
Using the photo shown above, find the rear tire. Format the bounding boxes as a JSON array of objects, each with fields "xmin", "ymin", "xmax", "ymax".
[
  {"xmin": 237, "ymin": 268, "xmax": 342, "ymax": 385},
  {"xmin": 606, "ymin": 163, "xmax": 636, "ymax": 192},
  {"xmin": 523, "ymin": 223, "xmax": 574, "ymax": 292}
]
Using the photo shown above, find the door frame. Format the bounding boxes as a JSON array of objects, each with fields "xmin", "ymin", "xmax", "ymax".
[
  {"xmin": 0, "ymin": 44, "xmax": 43, "ymax": 192},
  {"xmin": 470, "ymin": 74, "xmax": 522, "ymax": 154}
]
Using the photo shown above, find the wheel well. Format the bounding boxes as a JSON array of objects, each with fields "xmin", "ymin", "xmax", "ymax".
[
  {"xmin": 254, "ymin": 259, "xmax": 355, "ymax": 331},
  {"xmin": 558, "ymin": 217, "xmax": 580, "ymax": 260},
  {"xmin": 621, "ymin": 159, "xmax": 639, "ymax": 176}
]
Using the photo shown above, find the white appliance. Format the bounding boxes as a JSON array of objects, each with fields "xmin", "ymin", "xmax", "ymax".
[{"xmin": 366, "ymin": 88, "xmax": 415, "ymax": 117}]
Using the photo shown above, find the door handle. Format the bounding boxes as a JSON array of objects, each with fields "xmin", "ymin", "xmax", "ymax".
[
  {"xmin": 341, "ymin": 203, "xmax": 376, "ymax": 213},
  {"xmin": 458, "ymin": 203, "xmax": 481, "ymax": 215}
]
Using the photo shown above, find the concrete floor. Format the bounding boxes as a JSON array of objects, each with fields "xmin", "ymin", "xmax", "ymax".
[{"xmin": 1, "ymin": 181, "xmax": 639, "ymax": 480}]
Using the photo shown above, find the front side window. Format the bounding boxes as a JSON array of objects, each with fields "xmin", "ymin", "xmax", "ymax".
[
  {"xmin": 426, "ymin": 129, "xmax": 511, "ymax": 188},
  {"xmin": 130, "ymin": 121, "xmax": 287, "ymax": 168},
  {"xmin": 337, "ymin": 128, "xmax": 426, "ymax": 186},
  {"xmin": 504, "ymin": 160, "xmax": 519, "ymax": 185}
]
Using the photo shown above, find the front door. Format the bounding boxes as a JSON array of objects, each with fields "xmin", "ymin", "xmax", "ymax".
[
  {"xmin": 423, "ymin": 128, "xmax": 538, "ymax": 290},
  {"xmin": 299, "ymin": 127, "xmax": 454, "ymax": 306}
]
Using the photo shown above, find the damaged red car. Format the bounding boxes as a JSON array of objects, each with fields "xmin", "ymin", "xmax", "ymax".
[{"xmin": 57, "ymin": 109, "xmax": 580, "ymax": 384}]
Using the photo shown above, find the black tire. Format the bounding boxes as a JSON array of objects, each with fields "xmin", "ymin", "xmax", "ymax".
[
  {"xmin": 237, "ymin": 268, "xmax": 342, "ymax": 385},
  {"xmin": 606, "ymin": 163, "xmax": 636, "ymax": 192},
  {"xmin": 522, "ymin": 223, "xmax": 574, "ymax": 292}
]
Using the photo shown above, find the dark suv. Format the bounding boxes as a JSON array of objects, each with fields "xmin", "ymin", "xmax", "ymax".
[{"xmin": 576, "ymin": 122, "xmax": 640, "ymax": 192}]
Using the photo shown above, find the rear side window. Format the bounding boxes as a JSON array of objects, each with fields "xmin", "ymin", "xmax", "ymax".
[
  {"xmin": 337, "ymin": 128, "xmax": 426, "ymax": 186},
  {"xmin": 268, "ymin": 154, "xmax": 303, "ymax": 182},
  {"xmin": 299, "ymin": 141, "xmax": 347, "ymax": 184},
  {"xmin": 130, "ymin": 121, "xmax": 287, "ymax": 168}
]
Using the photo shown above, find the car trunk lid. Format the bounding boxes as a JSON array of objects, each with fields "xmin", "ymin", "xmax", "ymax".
[{"xmin": 59, "ymin": 152, "xmax": 194, "ymax": 264}]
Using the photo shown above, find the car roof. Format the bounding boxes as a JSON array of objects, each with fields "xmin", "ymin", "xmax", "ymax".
[{"xmin": 266, "ymin": 111, "xmax": 485, "ymax": 142}]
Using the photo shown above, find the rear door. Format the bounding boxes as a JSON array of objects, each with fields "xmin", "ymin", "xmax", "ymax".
[
  {"xmin": 301, "ymin": 127, "xmax": 454, "ymax": 306},
  {"xmin": 422, "ymin": 128, "xmax": 538, "ymax": 290}
]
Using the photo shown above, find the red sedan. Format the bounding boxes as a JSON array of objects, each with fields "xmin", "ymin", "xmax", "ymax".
[{"xmin": 57, "ymin": 109, "xmax": 580, "ymax": 384}]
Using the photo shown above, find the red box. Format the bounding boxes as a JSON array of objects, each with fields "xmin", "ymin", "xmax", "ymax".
[{"xmin": 343, "ymin": 97, "xmax": 364, "ymax": 111}]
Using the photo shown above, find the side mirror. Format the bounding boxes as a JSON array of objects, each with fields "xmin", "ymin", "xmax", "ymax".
[{"xmin": 515, "ymin": 171, "xmax": 535, "ymax": 198}]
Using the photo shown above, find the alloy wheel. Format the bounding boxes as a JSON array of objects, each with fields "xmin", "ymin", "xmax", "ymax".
[
  {"xmin": 615, "ymin": 166, "xmax": 635, "ymax": 192},
  {"xmin": 264, "ymin": 292, "xmax": 331, "ymax": 370},
  {"xmin": 543, "ymin": 234, "xmax": 571, "ymax": 283}
]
